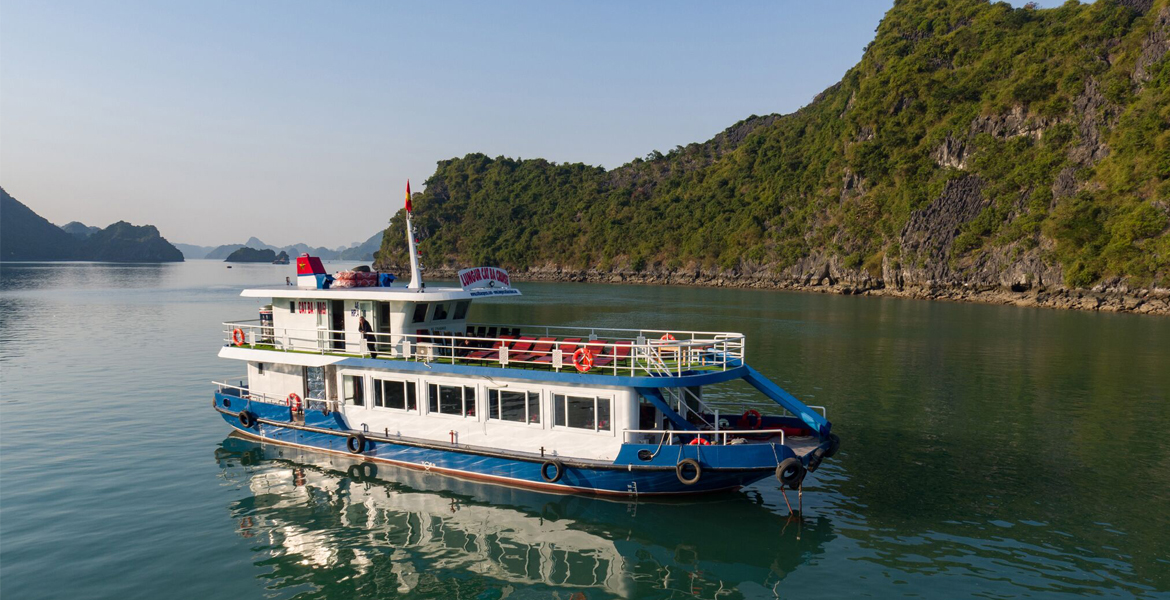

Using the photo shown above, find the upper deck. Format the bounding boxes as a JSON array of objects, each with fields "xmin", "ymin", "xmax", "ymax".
[{"xmin": 222, "ymin": 318, "xmax": 746, "ymax": 380}]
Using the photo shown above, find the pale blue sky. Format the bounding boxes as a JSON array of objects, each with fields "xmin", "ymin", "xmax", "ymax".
[{"xmin": 0, "ymin": 1, "xmax": 1066, "ymax": 247}]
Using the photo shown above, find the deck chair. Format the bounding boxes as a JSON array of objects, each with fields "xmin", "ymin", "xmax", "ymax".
[
  {"xmin": 592, "ymin": 340, "xmax": 632, "ymax": 368},
  {"xmin": 512, "ymin": 337, "xmax": 556, "ymax": 363},
  {"xmin": 468, "ymin": 335, "xmax": 516, "ymax": 360},
  {"xmin": 483, "ymin": 336, "xmax": 534, "ymax": 362},
  {"xmin": 533, "ymin": 338, "xmax": 582, "ymax": 365}
]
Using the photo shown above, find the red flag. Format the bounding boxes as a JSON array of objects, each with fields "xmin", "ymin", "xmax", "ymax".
[{"xmin": 405, "ymin": 180, "xmax": 412, "ymax": 214}]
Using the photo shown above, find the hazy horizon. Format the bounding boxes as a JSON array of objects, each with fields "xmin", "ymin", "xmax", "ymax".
[{"xmin": 1, "ymin": 0, "xmax": 1063, "ymax": 248}]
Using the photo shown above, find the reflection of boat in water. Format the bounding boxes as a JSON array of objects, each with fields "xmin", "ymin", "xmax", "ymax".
[{"xmin": 216, "ymin": 433, "xmax": 834, "ymax": 597}]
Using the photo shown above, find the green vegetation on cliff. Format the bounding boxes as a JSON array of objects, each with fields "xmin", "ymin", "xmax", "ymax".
[{"xmin": 377, "ymin": 0, "xmax": 1170, "ymax": 290}]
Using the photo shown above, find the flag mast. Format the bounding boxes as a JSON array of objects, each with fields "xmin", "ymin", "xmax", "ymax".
[{"xmin": 404, "ymin": 180, "xmax": 424, "ymax": 289}]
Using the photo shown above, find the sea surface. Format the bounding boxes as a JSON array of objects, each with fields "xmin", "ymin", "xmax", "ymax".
[{"xmin": 1, "ymin": 260, "xmax": 1168, "ymax": 599}]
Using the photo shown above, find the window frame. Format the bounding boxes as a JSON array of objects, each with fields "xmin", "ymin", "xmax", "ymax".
[
  {"xmin": 452, "ymin": 301, "xmax": 470, "ymax": 320},
  {"xmin": 411, "ymin": 303, "xmax": 429, "ymax": 323},
  {"xmin": 426, "ymin": 383, "xmax": 478, "ymax": 419},
  {"xmin": 551, "ymin": 393, "xmax": 613, "ymax": 433},
  {"xmin": 488, "ymin": 388, "xmax": 542, "ymax": 426},
  {"xmin": 371, "ymin": 378, "xmax": 418, "ymax": 412},
  {"xmin": 432, "ymin": 303, "xmax": 449, "ymax": 321},
  {"xmin": 342, "ymin": 373, "xmax": 365, "ymax": 407}
]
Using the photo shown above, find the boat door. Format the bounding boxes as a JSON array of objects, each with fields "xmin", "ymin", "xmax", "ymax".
[
  {"xmin": 305, "ymin": 366, "xmax": 326, "ymax": 402},
  {"xmin": 330, "ymin": 300, "xmax": 345, "ymax": 350}
]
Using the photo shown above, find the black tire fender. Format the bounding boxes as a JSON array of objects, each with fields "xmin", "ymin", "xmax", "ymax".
[
  {"xmin": 824, "ymin": 433, "xmax": 841, "ymax": 458},
  {"xmin": 346, "ymin": 434, "xmax": 366, "ymax": 454},
  {"xmin": 776, "ymin": 457, "xmax": 805, "ymax": 489},
  {"xmin": 540, "ymin": 460, "xmax": 563, "ymax": 483},
  {"xmin": 237, "ymin": 411, "xmax": 255, "ymax": 429},
  {"xmin": 676, "ymin": 458, "xmax": 702, "ymax": 485}
]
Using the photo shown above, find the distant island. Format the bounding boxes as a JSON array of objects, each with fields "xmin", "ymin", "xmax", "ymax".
[
  {"xmin": 376, "ymin": 0, "xmax": 1170, "ymax": 315},
  {"xmin": 1, "ymin": 186, "xmax": 183, "ymax": 262},
  {"xmin": 176, "ymin": 232, "xmax": 383, "ymax": 261},
  {"xmin": 224, "ymin": 247, "xmax": 277, "ymax": 263}
]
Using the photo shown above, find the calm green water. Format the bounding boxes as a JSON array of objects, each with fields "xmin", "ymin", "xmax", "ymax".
[{"xmin": 1, "ymin": 260, "xmax": 1168, "ymax": 599}]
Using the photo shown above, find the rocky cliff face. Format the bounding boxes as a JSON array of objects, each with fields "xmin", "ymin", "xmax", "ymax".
[{"xmin": 377, "ymin": 0, "xmax": 1170, "ymax": 315}]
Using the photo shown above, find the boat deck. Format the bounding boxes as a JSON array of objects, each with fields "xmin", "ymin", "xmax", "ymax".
[{"xmin": 223, "ymin": 320, "xmax": 745, "ymax": 379}]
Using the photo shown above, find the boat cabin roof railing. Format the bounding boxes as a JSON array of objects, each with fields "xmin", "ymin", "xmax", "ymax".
[{"xmin": 221, "ymin": 320, "xmax": 746, "ymax": 378}]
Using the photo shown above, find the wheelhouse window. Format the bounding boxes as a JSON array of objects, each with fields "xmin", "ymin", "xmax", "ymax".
[
  {"xmin": 452, "ymin": 301, "xmax": 470, "ymax": 320},
  {"xmin": 553, "ymin": 394, "xmax": 611, "ymax": 431},
  {"xmin": 488, "ymin": 389, "xmax": 540, "ymax": 424},
  {"xmin": 373, "ymin": 379, "xmax": 417, "ymax": 411},
  {"xmin": 433, "ymin": 303, "xmax": 449, "ymax": 320},
  {"xmin": 427, "ymin": 384, "xmax": 477, "ymax": 417},
  {"xmin": 343, "ymin": 375, "xmax": 364, "ymax": 407},
  {"xmin": 412, "ymin": 303, "xmax": 429, "ymax": 323}
]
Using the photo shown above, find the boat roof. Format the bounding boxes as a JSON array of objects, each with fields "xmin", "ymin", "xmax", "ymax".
[{"xmin": 241, "ymin": 285, "xmax": 521, "ymax": 302}]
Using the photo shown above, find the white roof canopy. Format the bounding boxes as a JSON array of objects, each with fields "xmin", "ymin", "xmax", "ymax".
[{"xmin": 240, "ymin": 286, "xmax": 521, "ymax": 302}]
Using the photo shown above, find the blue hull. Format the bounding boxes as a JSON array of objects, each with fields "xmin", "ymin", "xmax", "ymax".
[{"xmin": 215, "ymin": 393, "xmax": 793, "ymax": 496}]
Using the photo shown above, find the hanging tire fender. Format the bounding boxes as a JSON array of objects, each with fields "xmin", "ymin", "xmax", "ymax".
[
  {"xmin": 676, "ymin": 458, "xmax": 702, "ymax": 485},
  {"xmin": 346, "ymin": 434, "xmax": 367, "ymax": 454},
  {"xmin": 823, "ymin": 433, "xmax": 841, "ymax": 458},
  {"xmin": 540, "ymin": 460, "xmax": 564, "ymax": 483},
  {"xmin": 237, "ymin": 411, "xmax": 256, "ymax": 429},
  {"xmin": 776, "ymin": 457, "xmax": 805, "ymax": 489}
]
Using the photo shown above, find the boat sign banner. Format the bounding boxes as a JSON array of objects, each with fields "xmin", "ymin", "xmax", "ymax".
[{"xmin": 458, "ymin": 267, "xmax": 512, "ymax": 290}]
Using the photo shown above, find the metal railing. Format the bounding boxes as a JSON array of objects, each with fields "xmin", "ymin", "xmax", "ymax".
[
  {"xmin": 214, "ymin": 380, "xmax": 286, "ymax": 406},
  {"xmin": 622, "ymin": 428, "xmax": 786, "ymax": 446},
  {"xmin": 222, "ymin": 320, "xmax": 746, "ymax": 378},
  {"xmin": 214, "ymin": 380, "xmax": 337, "ymax": 413}
]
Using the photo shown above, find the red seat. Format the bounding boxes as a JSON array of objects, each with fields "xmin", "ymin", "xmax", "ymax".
[
  {"xmin": 468, "ymin": 335, "xmax": 516, "ymax": 360},
  {"xmin": 593, "ymin": 340, "xmax": 632, "ymax": 368},
  {"xmin": 487, "ymin": 336, "xmax": 534, "ymax": 362},
  {"xmin": 533, "ymin": 338, "xmax": 582, "ymax": 364},
  {"xmin": 513, "ymin": 337, "xmax": 556, "ymax": 362}
]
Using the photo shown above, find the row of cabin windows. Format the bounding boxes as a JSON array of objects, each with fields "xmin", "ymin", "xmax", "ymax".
[
  {"xmin": 340, "ymin": 375, "xmax": 610, "ymax": 431},
  {"xmin": 412, "ymin": 301, "xmax": 470, "ymax": 324}
]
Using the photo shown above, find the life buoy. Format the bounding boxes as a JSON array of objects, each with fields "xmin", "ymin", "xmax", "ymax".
[
  {"xmin": 660, "ymin": 333, "xmax": 677, "ymax": 342},
  {"xmin": 232, "ymin": 328, "xmax": 246, "ymax": 346},
  {"xmin": 675, "ymin": 458, "xmax": 702, "ymax": 485},
  {"xmin": 737, "ymin": 409, "xmax": 763, "ymax": 430},
  {"xmin": 286, "ymin": 393, "xmax": 302, "ymax": 412},
  {"xmin": 776, "ymin": 457, "xmax": 805, "ymax": 489},
  {"xmin": 688, "ymin": 437, "xmax": 710, "ymax": 446},
  {"xmin": 346, "ymin": 434, "xmax": 366, "ymax": 454},
  {"xmin": 540, "ymin": 460, "xmax": 564, "ymax": 483},
  {"xmin": 237, "ymin": 410, "xmax": 255, "ymax": 428},
  {"xmin": 572, "ymin": 348, "xmax": 594, "ymax": 373}
]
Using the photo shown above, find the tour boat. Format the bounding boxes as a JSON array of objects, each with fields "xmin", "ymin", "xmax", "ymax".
[{"xmin": 211, "ymin": 184, "xmax": 840, "ymax": 496}]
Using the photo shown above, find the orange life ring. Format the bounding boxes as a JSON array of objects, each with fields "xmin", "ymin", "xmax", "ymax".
[
  {"xmin": 572, "ymin": 348, "xmax": 594, "ymax": 373},
  {"xmin": 231, "ymin": 328, "xmax": 246, "ymax": 346},
  {"xmin": 660, "ymin": 333, "xmax": 677, "ymax": 342},
  {"xmin": 286, "ymin": 393, "xmax": 302, "ymax": 412},
  {"xmin": 688, "ymin": 437, "xmax": 710, "ymax": 446},
  {"xmin": 738, "ymin": 409, "xmax": 763, "ymax": 430}
]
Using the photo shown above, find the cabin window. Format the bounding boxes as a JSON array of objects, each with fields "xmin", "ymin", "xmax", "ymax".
[
  {"xmin": 553, "ymin": 394, "xmax": 611, "ymax": 431},
  {"xmin": 256, "ymin": 362, "xmax": 264, "ymax": 375},
  {"xmin": 412, "ymin": 303, "xmax": 429, "ymax": 323},
  {"xmin": 433, "ymin": 303, "xmax": 449, "ymax": 320},
  {"xmin": 453, "ymin": 301, "xmax": 470, "ymax": 320},
  {"xmin": 343, "ymin": 375, "xmax": 365, "ymax": 407},
  {"xmin": 489, "ymin": 389, "xmax": 540, "ymax": 424},
  {"xmin": 289, "ymin": 301, "xmax": 296, "ymax": 314},
  {"xmin": 428, "ymin": 384, "xmax": 477, "ymax": 417},
  {"xmin": 373, "ymin": 379, "xmax": 417, "ymax": 411}
]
